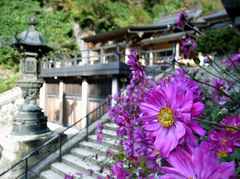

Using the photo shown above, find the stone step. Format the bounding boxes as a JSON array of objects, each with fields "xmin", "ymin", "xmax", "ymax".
[
  {"xmin": 88, "ymin": 134, "xmax": 117, "ymax": 147},
  {"xmin": 103, "ymin": 122, "xmax": 118, "ymax": 131},
  {"xmin": 39, "ymin": 170, "xmax": 63, "ymax": 179},
  {"xmin": 95, "ymin": 129, "xmax": 118, "ymax": 139},
  {"xmin": 71, "ymin": 148, "xmax": 109, "ymax": 165},
  {"xmin": 51, "ymin": 162, "xmax": 94, "ymax": 179},
  {"xmin": 62, "ymin": 154, "xmax": 109, "ymax": 178},
  {"xmin": 79, "ymin": 141, "xmax": 117, "ymax": 155}
]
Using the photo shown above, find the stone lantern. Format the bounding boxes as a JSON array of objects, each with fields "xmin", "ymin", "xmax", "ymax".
[{"xmin": 4, "ymin": 16, "xmax": 54, "ymax": 135}]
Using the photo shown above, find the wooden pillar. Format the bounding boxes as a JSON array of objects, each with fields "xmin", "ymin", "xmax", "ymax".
[
  {"xmin": 59, "ymin": 80, "xmax": 64, "ymax": 124},
  {"xmin": 82, "ymin": 79, "xmax": 88, "ymax": 127},
  {"xmin": 111, "ymin": 78, "xmax": 118, "ymax": 106},
  {"xmin": 149, "ymin": 46, "xmax": 153, "ymax": 66},
  {"xmin": 125, "ymin": 47, "xmax": 130, "ymax": 63},
  {"xmin": 39, "ymin": 83, "xmax": 46, "ymax": 113},
  {"xmin": 175, "ymin": 42, "xmax": 180, "ymax": 69}
]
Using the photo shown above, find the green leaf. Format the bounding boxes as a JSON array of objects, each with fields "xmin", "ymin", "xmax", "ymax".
[
  {"xmin": 233, "ymin": 93, "xmax": 240, "ymax": 100},
  {"xmin": 225, "ymin": 66, "xmax": 231, "ymax": 72},
  {"xmin": 193, "ymin": 57, "xmax": 200, "ymax": 65},
  {"xmin": 232, "ymin": 148, "xmax": 240, "ymax": 159},
  {"xmin": 219, "ymin": 155, "xmax": 234, "ymax": 163},
  {"xmin": 201, "ymin": 123, "xmax": 213, "ymax": 130},
  {"xmin": 192, "ymin": 68, "xmax": 201, "ymax": 78}
]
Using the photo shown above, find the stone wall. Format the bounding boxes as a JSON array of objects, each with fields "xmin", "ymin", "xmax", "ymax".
[{"xmin": 0, "ymin": 87, "xmax": 23, "ymax": 128}]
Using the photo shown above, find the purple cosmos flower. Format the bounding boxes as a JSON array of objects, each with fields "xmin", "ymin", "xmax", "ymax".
[
  {"xmin": 138, "ymin": 81, "xmax": 205, "ymax": 157},
  {"xmin": 145, "ymin": 150, "xmax": 162, "ymax": 172},
  {"xmin": 221, "ymin": 116, "xmax": 240, "ymax": 131},
  {"xmin": 133, "ymin": 127, "xmax": 151, "ymax": 157},
  {"xmin": 175, "ymin": 11, "xmax": 188, "ymax": 30},
  {"xmin": 64, "ymin": 174, "xmax": 74, "ymax": 179},
  {"xmin": 76, "ymin": 172, "xmax": 83, "ymax": 177},
  {"xmin": 105, "ymin": 149, "xmax": 111, "ymax": 156},
  {"xmin": 159, "ymin": 142, "xmax": 235, "ymax": 178},
  {"xmin": 97, "ymin": 122, "xmax": 103, "ymax": 131},
  {"xmin": 96, "ymin": 132, "xmax": 103, "ymax": 143},
  {"xmin": 113, "ymin": 91, "xmax": 121, "ymax": 101},
  {"xmin": 222, "ymin": 53, "xmax": 240, "ymax": 69},
  {"xmin": 97, "ymin": 177, "xmax": 102, "ymax": 179},
  {"xmin": 210, "ymin": 141, "xmax": 236, "ymax": 158},
  {"xmin": 180, "ymin": 37, "xmax": 196, "ymax": 55},
  {"xmin": 208, "ymin": 129, "xmax": 240, "ymax": 148},
  {"xmin": 210, "ymin": 78, "xmax": 228, "ymax": 105},
  {"xmin": 88, "ymin": 169, "xmax": 93, "ymax": 176},
  {"xmin": 148, "ymin": 173, "xmax": 155, "ymax": 179},
  {"xmin": 105, "ymin": 175, "xmax": 110, "ymax": 179},
  {"xmin": 127, "ymin": 48, "xmax": 147, "ymax": 81},
  {"xmin": 109, "ymin": 161, "xmax": 130, "ymax": 179},
  {"xmin": 123, "ymin": 138, "xmax": 134, "ymax": 157},
  {"xmin": 99, "ymin": 166, "xmax": 104, "ymax": 173}
]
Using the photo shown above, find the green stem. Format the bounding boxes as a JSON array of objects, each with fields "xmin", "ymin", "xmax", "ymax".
[
  {"xmin": 197, "ymin": 64, "xmax": 240, "ymax": 90},
  {"xmin": 194, "ymin": 118, "xmax": 240, "ymax": 131},
  {"xmin": 212, "ymin": 60, "xmax": 240, "ymax": 84},
  {"xmin": 185, "ymin": 22, "xmax": 240, "ymax": 74},
  {"xmin": 175, "ymin": 62, "xmax": 240, "ymax": 105}
]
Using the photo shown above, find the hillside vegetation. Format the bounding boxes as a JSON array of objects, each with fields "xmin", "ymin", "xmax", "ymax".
[{"xmin": 0, "ymin": 0, "xmax": 224, "ymax": 92}]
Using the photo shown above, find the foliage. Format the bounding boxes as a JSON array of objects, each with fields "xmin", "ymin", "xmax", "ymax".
[
  {"xmin": 0, "ymin": 74, "xmax": 19, "ymax": 93},
  {"xmin": 69, "ymin": 0, "xmax": 152, "ymax": 33},
  {"xmin": 0, "ymin": 0, "xmax": 78, "ymax": 71},
  {"xmin": 67, "ymin": 0, "xmax": 224, "ymax": 34},
  {"xmin": 196, "ymin": 27, "xmax": 240, "ymax": 55}
]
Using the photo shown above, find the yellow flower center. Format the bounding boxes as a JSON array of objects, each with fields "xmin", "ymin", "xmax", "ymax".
[
  {"xmin": 158, "ymin": 107, "xmax": 174, "ymax": 128},
  {"xmin": 220, "ymin": 86, "xmax": 224, "ymax": 90},
  {"xmin": 218, "ymin": 151, "xmax": 228, "ymax": 158},
  {"xmin": 222, "ymin": 139, "xmax": 228, "ymax": 145},
  {"xmin": 154, "ymin": 150, "xmax": 161, "ymax": 155},
  {"xmin": 226, "ymin": 125, "xmax": 238, "ymax": 132}
]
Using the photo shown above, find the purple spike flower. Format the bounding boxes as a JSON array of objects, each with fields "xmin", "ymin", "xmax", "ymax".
[
  {"xmin": 97, "ymin": 122, "xmax": 103, "ymax": 131},
  {"xmin": 76, "ymin": 172, "xmax": 83, "ymax": 177},
  {"xmin": 175, "ymin": 11, "xmax": 188, "ymax": 30},
  {"xmin": 88, "ymin": 169, "xmax": 93, "ymax": 176},
  {"xmin": 109, "ymin": 161, "xmax": 130, "ymax": 179},
  {"xmin": 127, "ymin": 48, "xmax": 147, "ymax": 81},
  {"xmin": 180, "ymin": 37, "xmax": 196, "ymax": 55},
  {"xmin": 64, "ymin": 174, "xmax": 74, "ymax": 179},
  {"xmin": 96, "ymin": 132, "xmax": 103, "ymax": 143}
]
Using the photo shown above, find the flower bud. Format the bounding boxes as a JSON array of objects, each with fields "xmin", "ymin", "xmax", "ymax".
[
  {"xmin": 220, "ymin": 108, "xmax": 228, "ymax": 115},
  {"xmin": 187, "ymin": 40, "xmax": 192, "ymax": 46},
  {"xmin": 203, "ymin": 56, "xmax": 212, "ymax": 63},
  {"xmin": 167, "ymin": 24, "xmax": 173, "ymax": 30},
  {"xmin": 227, "ymin": 24, "xmax": 233, "ymax": 29},
  {"xmin": 167, "ymin": 55, "xmax": 175, "ymax": 65}
]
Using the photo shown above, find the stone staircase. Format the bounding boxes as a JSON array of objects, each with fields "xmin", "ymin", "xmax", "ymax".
[
  {"xmin": 39, "ymin": 122, "xmax": 119, "ymax": 179},
  {"xmin": 35, "ymin": 66, "xmax": 216, "ymax": 179}
]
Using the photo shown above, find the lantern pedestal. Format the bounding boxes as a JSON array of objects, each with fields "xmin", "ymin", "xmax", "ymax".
[{"xmin": 11, "ymin": 75, "xmax": 50, "ymax": 135}]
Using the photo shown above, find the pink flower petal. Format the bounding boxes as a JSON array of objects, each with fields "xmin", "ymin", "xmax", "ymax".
[
  {"xmin": 142, "ymin": 122, "xmax": 161, "ymax": 131},
  {"xmin": 191, "ymin": 102, "xmax": 204, "ymax": 117}
]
